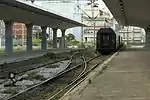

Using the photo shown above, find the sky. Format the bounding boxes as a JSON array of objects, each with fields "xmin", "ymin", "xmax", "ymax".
[{"xmin": 33, "ymin": 0, "xmax": 112, "ymax": 15}]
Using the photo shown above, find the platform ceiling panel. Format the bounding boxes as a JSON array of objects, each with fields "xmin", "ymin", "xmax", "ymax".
[
  {"xmin": 0, "ymin": 4, "xmax": 61, "ymax": 26},
  {"xmin": 0, "ymin": 0, "xmax": 86, "ymax": 29},
  {"xmin": 103, "ymin": 0, "xmax": 150, "ymax": 28},
  {"xmin": 102, "ymin": 0, "xmax": 125, "ymax": 25}
]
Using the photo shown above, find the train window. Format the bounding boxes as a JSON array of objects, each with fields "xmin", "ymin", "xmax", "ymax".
[
  {"xmin": 85, "ymin": 37, "xmax": 87, "ymax": 42},
  {"xmin": 103, "ymin": 35, "xmax": 109, "ymax": 40}
]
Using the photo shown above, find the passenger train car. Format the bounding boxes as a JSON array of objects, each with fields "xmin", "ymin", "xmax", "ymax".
[{"xmin": 96, "ymin": 28, "xmax": 123, "ymax": 55}]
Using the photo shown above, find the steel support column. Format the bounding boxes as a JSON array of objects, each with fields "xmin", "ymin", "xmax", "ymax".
[
  {"xmin": 41, "ymin": 26, "xmax": 47, "ymax": 51},
  {"xmin": 61, "ymin": 29, "xmax": 66, "ymax": 48},
  {"xmin": 145, "ymin": 29, "xmax": 150, "ymax": 49},
  {"xmin": 52, "ymin": 28, "xmax": 57, "ymax": 48},
  {"xmin": 4, "ymin": 21, "xmax": 13, "ymax": 53},
  {"xmin": 26, "ymin": 24, "xmax": 33, "ymax": 51}
]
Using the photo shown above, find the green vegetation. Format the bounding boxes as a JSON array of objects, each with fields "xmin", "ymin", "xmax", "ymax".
[
  {"xmin": 28, "ymin": 71, "xmax": 46, "ymax": 81},
  {"xmin": 1, "ymin": 62, "xmax": 7, "ymax": 67},
  {"xmin": 32, "ymin": 74, "xmax": 46, "ymax": 81},
  {"xmin": 47, "ymin": 40, "xmax": 52, "ymax": 47},
  {"xmin": 80, "ymin": 44, "xmax": 97, "ymax": 58},
  {"xmin": 0, "ymin": 45, "xmax": 41, "ymax": 54},
  {"xmin": 32, "ymin": 38, "xmax": 41, "ymax": 46},
  {"xmin": 67, "ymin": 40, "xmax": 80, "ymax": 46},
  {"xmin": 13, "ymin": 46, "xmax": 25, "ymax": 52},
  {"xmin": 42, "ymin": 84, "xmax": 66, "ymax": 100},
  {"xmin": 66, "ymin": 33, "xmax": 75, "ymax": 42},
  {"xmin": 44, "ymin": 52, "xmax": 56, "ymax": 59},
  {"xmin": 3, "ymin": 88, "xmax": 18, "ymax": 95},
  {"xmin": 78, "ymin": 42, "xmax": 86, "ymax": 48},
  {"xmin": 66, "ymin": 33, "xmax": 80, "ymax": 46},
  {"xmin": 120, "ymin": 42, "xmax": 127, "ymax": 51},
  {"xmin": 0, "ymin": 48, "xmax": 4, "ymax": 53}
]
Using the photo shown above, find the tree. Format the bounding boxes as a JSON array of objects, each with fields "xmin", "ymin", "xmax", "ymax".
[
  {"xmin": 66, "ymin": 33, "xmax": 75, "ymax": 42},
  {"xmin": 69, "ymin": 40, "xmax": 80, "ymax": 45}
]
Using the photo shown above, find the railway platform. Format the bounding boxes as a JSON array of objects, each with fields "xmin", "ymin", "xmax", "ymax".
[
  {"xmin": 0, "ymin": 48, "xmax": 83, "ymax": 65},
  {"xmin": 61, "ymin": 47, "xmax": 150, "ymax": 100}
]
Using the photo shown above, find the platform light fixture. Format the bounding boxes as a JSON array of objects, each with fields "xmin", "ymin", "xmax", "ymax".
[
  {"xmin": 31, "ymin": 0, "xmax": 35, "ymax": 3},
  {"xmin": 99, "ymin": 10, "xmax": 103, "ymax": 16},
  {"xmin": 119, "ymin": 0, "xmax": 128, "ymax": 25},
  {"xmin": 93, "ymin": 4, "xmax": 98, "ymax": 7},
  {"xmin": 87, "ymin": 2, "xmax": 91, "ymax": 5},
  {"xmin": 120, "ymin": 3, "xmax": 123, "ymax": 7},
  {"xmin": 119, "ymin": 0, "xmax": 125, "ymax": 16}
]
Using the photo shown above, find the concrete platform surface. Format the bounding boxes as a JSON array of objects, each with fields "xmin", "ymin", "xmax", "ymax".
[
  {"xmin": 64, "ymin": 48, "xmax": 150, "ymax": 100},
  {"xmin": 0, "ymin": 48, "xmax": 83, "ymax": 64},
  {"xmin": 0, "ymin": 51, "xmax": 46, "ymax": 64}
]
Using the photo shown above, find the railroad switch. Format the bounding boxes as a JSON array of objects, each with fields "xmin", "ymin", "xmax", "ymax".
[
  {"xmin": 88, "ymin": 79, "xmax": 92, "ymax": 84},
  {"xmin": 9, "ymin": 72, "xmax": 16, "ymax": 86}
]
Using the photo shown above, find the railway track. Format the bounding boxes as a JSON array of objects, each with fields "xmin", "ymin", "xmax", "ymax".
[
  {"xmin": 0, "ymin": 52, "xmax": 84, "ymax": 90},
  {"xmin": 0, "ymin": 52, "xmax": 82, "ymax": 86},
  {"xmin": 48, "ymin": 55, "xmax": 110, "ymax": 100},
  {"xmin": 7, "ymin": 54, "xmax": 110, "ymax": 100},
  {"xmin": 0, "ymin": 58, "xmax": 67, "ymax": 77},
  {"xmin": 0, "ymin": 52, "xmax": 83, "ymax": 100},
  {"xmin": 0, "ymin": 58, "xmax": 68, "ymax": 85},
  {"xmin": 0, "ymin": 51, "xmax": 77, "ymax": 78}
]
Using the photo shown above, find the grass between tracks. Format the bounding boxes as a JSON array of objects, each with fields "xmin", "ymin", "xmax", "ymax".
[{"xmin": 28, "ymin": 72, "xmax": 46, "ymax": 81}]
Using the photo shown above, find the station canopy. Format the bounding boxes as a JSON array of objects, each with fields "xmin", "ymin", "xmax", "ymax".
[{"xmin": 0, "ymin": 0, "xmax": 87, "ymax": 29}]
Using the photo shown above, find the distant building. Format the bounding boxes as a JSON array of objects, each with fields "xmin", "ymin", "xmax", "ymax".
[
  {"xmin": 119, "ymin": 26, "xmax": 145, "ymax": 44},
  {"xmin": 79, "ymin": 0, "xmax": 123, "ymax": 44},
  {"xmin": 110, "ymin": 18, "xmax": 123, "ymax": 33},
  {"xmin": 23, "ymin": 0, "xmax": 119, "ymax": 43},
  {"xmin": 81, "ymin": 5, "xmax": 119, "ymax": 43},
  {"xmin": 0, "ymin": 20, "xmax": 42, "ymax": 47},
  {"xmin": 12, "ymin": 23, "xmax": 27, "ymax": 46},
  {"xmin": 12, "ymin": 23, "xmax": 42, "ymax": 46}
]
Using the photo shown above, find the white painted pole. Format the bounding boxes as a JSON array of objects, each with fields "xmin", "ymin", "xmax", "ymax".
[
  {"xmin": 0, "ymin": 38, "xmax": 1, "ymax": 48},
  {"xmin": 22, "ymin": 24, "xmax": 24, "ymax": 46}
]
